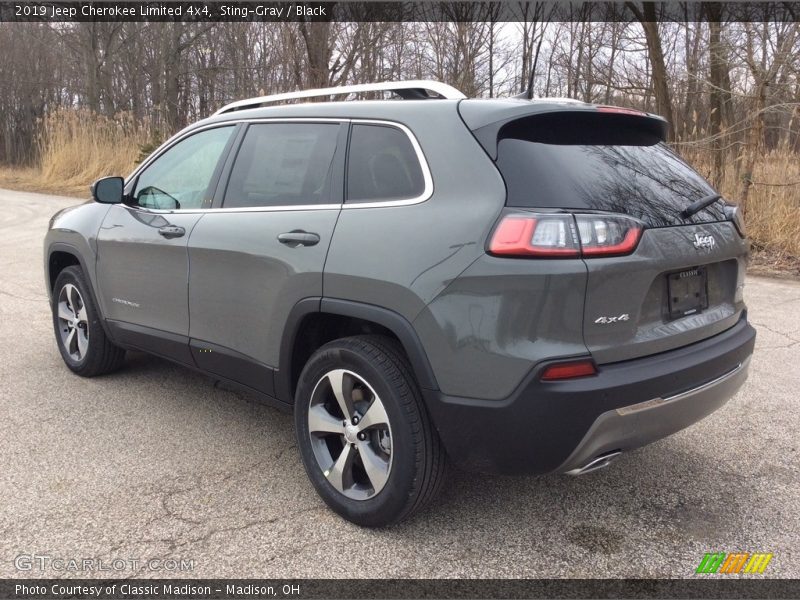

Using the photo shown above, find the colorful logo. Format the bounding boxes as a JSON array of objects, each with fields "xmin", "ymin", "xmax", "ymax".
[{"xmin": 696, "ymin": 552, "xmax": 773, "ymax": 574}]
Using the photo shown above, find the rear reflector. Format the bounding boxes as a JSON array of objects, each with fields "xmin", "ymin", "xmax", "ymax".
[
  {"xmin": 489, "ymin": 212, "xmax": 643, "ymax": 258},
  {"xmin": 540, "ymin": 360, "xmax": 598, "ymax": 381}
]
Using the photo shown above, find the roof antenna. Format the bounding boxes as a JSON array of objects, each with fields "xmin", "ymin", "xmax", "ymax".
[
  {"xmin": 525, "ymin": 65, "xmax": 535, "ymax": 100},
  {"xmin": 513, "ymin": 65, "xmax": 536, "ymax": 100}
]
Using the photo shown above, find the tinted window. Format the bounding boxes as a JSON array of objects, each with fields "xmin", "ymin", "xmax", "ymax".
[
  {"xmin": 223, "ymin": 123, "xmax": 339, "ymax": 208},
  {"xmin": 347, "ymin": 124, "xmax": 425, "ymax": 202},
  {"xmin": 496, "ymin": 115, "xmax": 726, "ymax": 227},
  {"xmin": 134, "ymin": 126, "xmax": 234, "ymax": 210}
]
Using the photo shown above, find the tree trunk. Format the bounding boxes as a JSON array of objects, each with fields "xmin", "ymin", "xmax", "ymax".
[
  {"xmin": 706, "ymin": 5, "xmax": 733, "ymax": 187},
  {"xmin": 628, "ymin": 3, "xmax": 675, "ymax": 139},
  {"xmin": 299, "ymin": 21, "xmax": 333, "ymax": 89},
  {"xmin": 737, "ymin": 81, "xmax": 766, "ymax": 217},
  {"xmin": 708, "ymin": 18, "xmax": 725, "ymax": 187},
  {"xmin": 83, "ymin": 24, "xmax": 101, "ymax": 113},
  {"xmin": 162, "ymin": 25, "xmax": 183, "ymax": 131}
]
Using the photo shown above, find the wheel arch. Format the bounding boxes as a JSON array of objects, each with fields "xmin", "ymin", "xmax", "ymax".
[
  {"xmin": 47, "ymin": 243, "xmax": 114, "ymax": 341},
  {"xmin": 276, "ymin": 298, "xmax": 439, "ymax": 404}
]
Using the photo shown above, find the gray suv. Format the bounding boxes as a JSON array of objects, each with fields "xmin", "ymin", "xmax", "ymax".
[{"xmin": 45, "ymin": 80, "xmax": 756, "ymax": 527}]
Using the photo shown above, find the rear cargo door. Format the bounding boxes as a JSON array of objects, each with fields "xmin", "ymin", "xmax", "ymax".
[
  {"xmin": 491, "ymin": 110, "xmax": 748, "ymax": 363},
  {"xmin": 581, "ymin": 222, "xmax": 746, "ymax": 363}
]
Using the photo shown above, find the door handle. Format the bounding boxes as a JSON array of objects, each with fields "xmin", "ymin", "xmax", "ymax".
[
  {"xmin": 277, "ymin": 230, "xmax": 320, "ymax": 247},
  {"xmin": 158, "ymin": 225, "xmax": 185, "ymax": 239}
]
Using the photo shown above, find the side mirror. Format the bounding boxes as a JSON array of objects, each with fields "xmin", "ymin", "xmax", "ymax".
[{"xmin": 90, "ymin": 176, "xmax": 124, "ymax": 204}]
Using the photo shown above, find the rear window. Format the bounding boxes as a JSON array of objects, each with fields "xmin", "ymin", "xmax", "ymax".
[
  {"xmin": 496, "ymin": 113, "xmax": 726, "ymax": 227},
  {"xmin": 347, "ymin": 124, "xmax": 425, "ymax": 202}
]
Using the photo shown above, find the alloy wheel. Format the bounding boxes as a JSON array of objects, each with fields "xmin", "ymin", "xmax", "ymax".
[
  {"xmin": 307, "ymin": 369, "xmax": 393, "ymax": 500},
  {"xmin": 57, "ymin": 283, "xmax": 89, "ymax": 361}
]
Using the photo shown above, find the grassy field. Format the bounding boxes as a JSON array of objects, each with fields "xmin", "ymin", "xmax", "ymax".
[
  {"xmin": 1, "ymin": 108, "xmax": 798, "ymax": 267},
  {"xmin": 683, "ymin": 147, "xmax": 800, "ymax": 263}
]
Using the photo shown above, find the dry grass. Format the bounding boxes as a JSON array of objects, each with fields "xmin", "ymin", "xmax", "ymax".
[
  {"xmin": 0, "ymin": 165, "xmax": 55, "ymax": 195},
  {"xmin": 736, "ymin": 152, "xmax": 800, "ymax": 259},
  {"xmin": 0, "ymin": 109, "xmax": 152, "ymax": 197},
  {"xmin": 0, "ymin": 108, "xmax": 797, "ymax": 269},
  {"xmin": 684, "ymin": 147, "xmax": 800, "ymax": 259}
]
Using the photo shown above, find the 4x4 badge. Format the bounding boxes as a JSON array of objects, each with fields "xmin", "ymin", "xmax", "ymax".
[
  {"xmin": 595, "ymin": 314, "xmax": 630, "ymax": 324},
  {"xmin": 694, "ymin": 233, "xmax": 716, "ymax": 249}
]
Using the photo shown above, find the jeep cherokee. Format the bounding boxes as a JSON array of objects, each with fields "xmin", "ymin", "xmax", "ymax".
[{"xmin": 45, "ymin": 80, "xmax": 756, "ymax": 527}]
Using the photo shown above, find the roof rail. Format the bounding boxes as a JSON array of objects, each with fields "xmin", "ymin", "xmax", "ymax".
[{"xmin": 213, "ymin": 80, "xmax": 466, "ymax": 115}]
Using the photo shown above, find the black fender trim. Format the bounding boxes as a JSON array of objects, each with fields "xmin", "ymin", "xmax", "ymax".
[
  {"xmin": 275, "ymin": 297, "xmax": 439, "ymax": 404},
  {"xmin": 321, "ymin": 298, "xmax": 439, "ymax": 392},
  {"xmin": 47, "ymin": 242, "xmax": 115, "ymax": 343},
  {"xmin": 275, "ymin": 297, "xmax": 322, "ymax": 403}
]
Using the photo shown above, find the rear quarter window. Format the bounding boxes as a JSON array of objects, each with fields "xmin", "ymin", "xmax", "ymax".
[{"xmin": 347, "ymin": 124, "xmax": 425, "ymax": 203}]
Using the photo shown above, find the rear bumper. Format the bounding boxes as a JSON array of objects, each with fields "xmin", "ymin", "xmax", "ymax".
[
  {"xmin": 423, "ymin": 316, "xmax": 756, "ymax": 475},
  {"xmin": 558, "ymin": 355, "xmax": 750, "ymax": 474}
]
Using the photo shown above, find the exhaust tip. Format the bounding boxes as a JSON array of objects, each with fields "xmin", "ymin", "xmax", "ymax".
[{"xmin": 565, "ymin": 450, "xmax": 622, "ymax": 476}]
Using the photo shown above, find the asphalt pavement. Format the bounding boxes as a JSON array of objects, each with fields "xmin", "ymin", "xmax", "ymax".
[{"xmin": 0, "ymin": 188, "xmax": 798, "ymax": 578}]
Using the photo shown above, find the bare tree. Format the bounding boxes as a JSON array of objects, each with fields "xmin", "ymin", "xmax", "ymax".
[
  {"xmin": 626, "ymin": 2, "xmax": 675, "ymax": 139},
  {"xmin": 1, "ymin": 16, "xmax": 799, "ymax": 171},
  {"xmin": 735, "ymin": 21, "xmax": 799, "ymax": 212}
]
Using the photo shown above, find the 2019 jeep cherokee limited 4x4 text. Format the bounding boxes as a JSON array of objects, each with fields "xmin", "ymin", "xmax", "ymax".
[{"xmin": 45, "ymin": 80, "xmax": 755, "ymax": 527}]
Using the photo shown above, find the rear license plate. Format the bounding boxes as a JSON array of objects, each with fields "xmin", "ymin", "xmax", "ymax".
[{"xmin": 668, "ymin": 267, "xmax": 708, "ymax": 320}]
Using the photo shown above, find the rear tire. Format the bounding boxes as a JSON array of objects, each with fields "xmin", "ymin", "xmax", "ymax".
[
  {"xmin": 294, "ymin": 335, "xmax": 446, "ymax": 527},
  {"xmin": 52, "ymin": 266, "xmax": 125, "ymax": 377}
]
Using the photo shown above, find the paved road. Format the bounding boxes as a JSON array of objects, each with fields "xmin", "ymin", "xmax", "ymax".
[{"xmin": 0, "ymin": 188, "xmax": 798, "ymax": 579}]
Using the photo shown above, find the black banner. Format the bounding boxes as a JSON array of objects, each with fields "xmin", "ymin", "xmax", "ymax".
[
  {"xmin": 1, "ymin": 1, "xmax": 800, "ymax": 22},
  {"xmin": 2, "ymin": 579, "xmax": 800, "ymax": 599}
]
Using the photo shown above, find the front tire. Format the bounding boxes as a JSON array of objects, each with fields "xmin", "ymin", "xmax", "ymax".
[
  {"xmin": 294, "ymin": 335, "xmax": 446, "ymax": 527},
  {"xmin": 52, "ymin": 266, "xmax": 125, "ymax": 377}
]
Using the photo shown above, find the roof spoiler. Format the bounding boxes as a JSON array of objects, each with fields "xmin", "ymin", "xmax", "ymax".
[{"xmin": 462, "ymin": 104, "xmax": 669, "ymax": 160}]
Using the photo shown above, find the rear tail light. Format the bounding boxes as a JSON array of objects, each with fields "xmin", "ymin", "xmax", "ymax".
[
  {"xmin": 489, "ymin": 215, "xmax": 580, "ymax": 257},
  {"xmin": 576, "ymin": 215, "xmax": 643, "ymax": 256},
  {"xmin": 489, "ymin": 212, "xmax": 643, "ymax": 258},
  {"xmin": 540, "ymin": 359, "xmax": 597, "ymax": 381}
]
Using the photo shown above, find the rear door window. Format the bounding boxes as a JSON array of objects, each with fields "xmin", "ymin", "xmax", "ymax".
[
  {"xmin": 223, "ymin": 123, "xmax": 340, "ymax": 209},
  {"xmin": 347, "ymin": 124, "xmax": 425, "ymax": 202},
  {"xmin": 495, "ymin": 113, "xmax": 726, "ymax": 227}
]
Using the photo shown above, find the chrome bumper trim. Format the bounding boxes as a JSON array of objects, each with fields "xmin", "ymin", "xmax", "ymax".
[{"xmin": 616, "ymin": 357, "xmax": 750, "ymax": 416}]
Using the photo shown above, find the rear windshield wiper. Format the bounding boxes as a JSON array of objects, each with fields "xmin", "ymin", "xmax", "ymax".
[{"xmin": 681, "ymin": 193, "xmax": 722, "ymax": 219}]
